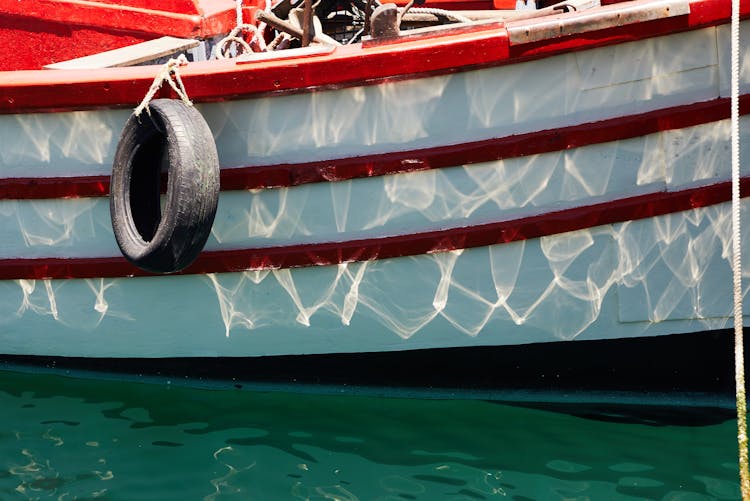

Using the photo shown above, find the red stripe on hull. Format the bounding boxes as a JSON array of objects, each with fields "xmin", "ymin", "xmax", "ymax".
[
  {"xmin": 2, "ymin": 96, "xmax": 746, "ymax": 200},
  {"xmin": 1, "ymin": 179, "xmax": 747, "ymax": 280},
  {"xmin": 0, "ymin": 0, "xmax": 743, "ymax": 114}
]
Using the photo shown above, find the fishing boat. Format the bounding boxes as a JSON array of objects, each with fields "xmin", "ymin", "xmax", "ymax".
[{"xmin": 0, "ymin": 0, "xmax": 748, "ymax": 368}]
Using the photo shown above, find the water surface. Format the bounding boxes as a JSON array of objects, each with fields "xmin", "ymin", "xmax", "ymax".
[{"xmin": 0, "ymin": 370, "xmax": 741, "ymax": 500}]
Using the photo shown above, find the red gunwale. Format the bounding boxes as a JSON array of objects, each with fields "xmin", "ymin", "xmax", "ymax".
[
  {"xmin": 2, "ymin": 94, "xmax": 748, "ymax": 200},
  {"xmin": 0, "ymin": 0, "xmax": 239, "ymax": 38},
  {"xmin": 0, "ymin": 0, "xmax": 742, "ymax": 114},
  {"xmin": 1, "ymin": 178, "xmax": 747, "ymax": 280}
]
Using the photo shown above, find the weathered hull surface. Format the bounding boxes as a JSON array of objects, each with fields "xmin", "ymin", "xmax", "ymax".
[{"xmin": 1, "ymin": 1, "xmax": 749, "ymax": 357}]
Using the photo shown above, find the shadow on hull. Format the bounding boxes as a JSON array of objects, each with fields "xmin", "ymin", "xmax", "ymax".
[{"xmin": 0, "ymin": 330, "xmax": 745, "ymax": 426}]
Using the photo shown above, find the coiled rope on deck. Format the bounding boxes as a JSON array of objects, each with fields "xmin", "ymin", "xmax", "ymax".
[
  {"xmin": 730, "ymin": 0, "xmax": 750, "ymax": 496},
  {"xmin": 215, "ymin": 24, "xmax": 263, "ymax": 58},
  {"xmin": 215, "ymin": 0, "xmax": 268, "ymax": 58}
]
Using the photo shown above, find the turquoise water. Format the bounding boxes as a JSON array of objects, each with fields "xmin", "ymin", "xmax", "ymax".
[{"xmin": 0, "ymin": 369, "xmax": 742, "ymax": 500}]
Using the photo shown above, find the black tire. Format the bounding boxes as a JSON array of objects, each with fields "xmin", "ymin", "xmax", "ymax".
[{"xmin": 110, "ymin": 99, "xmax": 220, "ymax": 274}]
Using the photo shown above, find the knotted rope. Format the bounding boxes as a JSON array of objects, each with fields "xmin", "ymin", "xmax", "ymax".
[{"xmin": 133, "ymin": 54, "xmax": 192, "ymax": 117}]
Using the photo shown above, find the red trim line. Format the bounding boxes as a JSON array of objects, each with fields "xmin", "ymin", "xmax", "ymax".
[
  {"xmin": 220, "ymin": 95, "xmax": 749, "ymax": 191},
  {"xmin": 2, "ymin": 96, "xmax": 747, "ymax": 200},
  {"xmin": 0, "ymin": 0, "xmax": 743, "ymax": 114},
  {"xmin": 0, "ymin": 0, "xmax": 238, "ymax": 39},
  {"xmin": 0, "ymin": 176, "xmax": 110, "ymax": 200},
  {"xmin": 1, "ymin": 178, "xmax": 747, "ymax": 280}
]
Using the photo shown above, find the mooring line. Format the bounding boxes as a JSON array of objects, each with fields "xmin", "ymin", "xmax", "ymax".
[{"xmin": 730, "ymin": 0, "xmax": 749, "ymax": 497}]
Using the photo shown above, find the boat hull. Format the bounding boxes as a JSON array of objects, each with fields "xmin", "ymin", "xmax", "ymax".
[
  {"xmin": 1, "ymin": 4, "xmax": 750, "ymax": 358},
  {"xmin": 0, "ymin": 195, "xmax": 747, "ymax": 358}
]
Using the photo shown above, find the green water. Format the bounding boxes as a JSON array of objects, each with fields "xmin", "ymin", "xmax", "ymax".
[{"xmin": 0, "ymin": 370, "xmax": 741, "ymax": 500}]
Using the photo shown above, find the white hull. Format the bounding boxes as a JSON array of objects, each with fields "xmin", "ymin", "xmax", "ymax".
[
  {"xmin": 1, "ymin": 199, "xmax": 748, "ymax": 358},
  {"xmin": 1, "ymin": 9, "xmax": 749, "ymax": 358}
]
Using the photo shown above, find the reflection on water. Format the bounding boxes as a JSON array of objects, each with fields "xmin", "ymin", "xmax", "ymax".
[{"xmin": 0, "ymin": 370, "xmax": 740, "ymax": 500}]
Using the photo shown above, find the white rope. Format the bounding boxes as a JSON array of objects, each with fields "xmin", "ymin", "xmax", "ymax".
[
  {"xmin": 407, "ymin": 7, "xmax": 473, "ymax": 24},
  {"xmin": 215, "ymin": 24, "xmax": 260, "ymax": 58},
  {"xmin": 730, "ymin": 0, "xmax": 750, "ymax": 497},
  {"xmin": 346, "ymin": 27, "xmax": 365, "ymax": 44},
  {"xmin": 215, "ymin": 0, "xmax": 268, "ymax": 58},
  {"xmin": 133, "ymin": 54, "xmax": 192, "ymax": 117},
  {"xmin": 236, "ymin": 0, "xmax": 243, "ymax": 26},
  {"xmin": 254, "ymin": 0, "xmax": 273, "ymax": 52}
]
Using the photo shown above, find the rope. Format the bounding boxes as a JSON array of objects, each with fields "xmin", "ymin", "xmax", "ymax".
[
  {"xmin": 133, "ymin": 54, "xmax": 192, "ymax": 117},
  {"xmin": 236, "ymin": 0, "xmax": 243, "ymax": 26},
  {"xmin": 730, "ymin": 0, "xmax": 750, "ymax": 496},
  {"xmin": 215, "ymin": 0, "xmax": 269, "ymax": 58},
  {"xmin": 268, "ymin": 32, "xmax": 292, "ymax": 51},
  {"xmin": 256, "ymin": 0, "xmax": 274, "ymax": 51},
  {"xmin": 407, "ymin": 7, "xmax": 473, "ymax": 23},
  {"xmin": 215, "ymin": 24, "xmax": 260, "ymax": 59}
]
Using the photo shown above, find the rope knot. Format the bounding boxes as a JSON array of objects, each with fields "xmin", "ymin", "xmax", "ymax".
[{"xmin": 134, "ymin": 54, "xmax": 193, "ymax": 117}]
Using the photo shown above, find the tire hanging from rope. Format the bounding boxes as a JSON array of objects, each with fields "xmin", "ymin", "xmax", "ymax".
[{"xmin": 111, "ymin": 57, "xmax": 220, "ymax": 274}]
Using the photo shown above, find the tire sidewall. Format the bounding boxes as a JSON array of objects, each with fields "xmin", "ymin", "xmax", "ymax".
[{"xmin": 110, "ymin": 99, "xmax": 219, "ymax": 274}]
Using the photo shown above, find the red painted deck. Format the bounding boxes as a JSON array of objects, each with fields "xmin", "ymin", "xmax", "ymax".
[{"xmin": 0, "ymin": 0, "xmax": 241, "ymax": 70}]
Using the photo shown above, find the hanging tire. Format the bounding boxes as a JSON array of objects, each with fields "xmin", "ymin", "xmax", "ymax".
[{"xmin": 110, "ymin": 99, "xmax": 220, "ymax": 274}]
